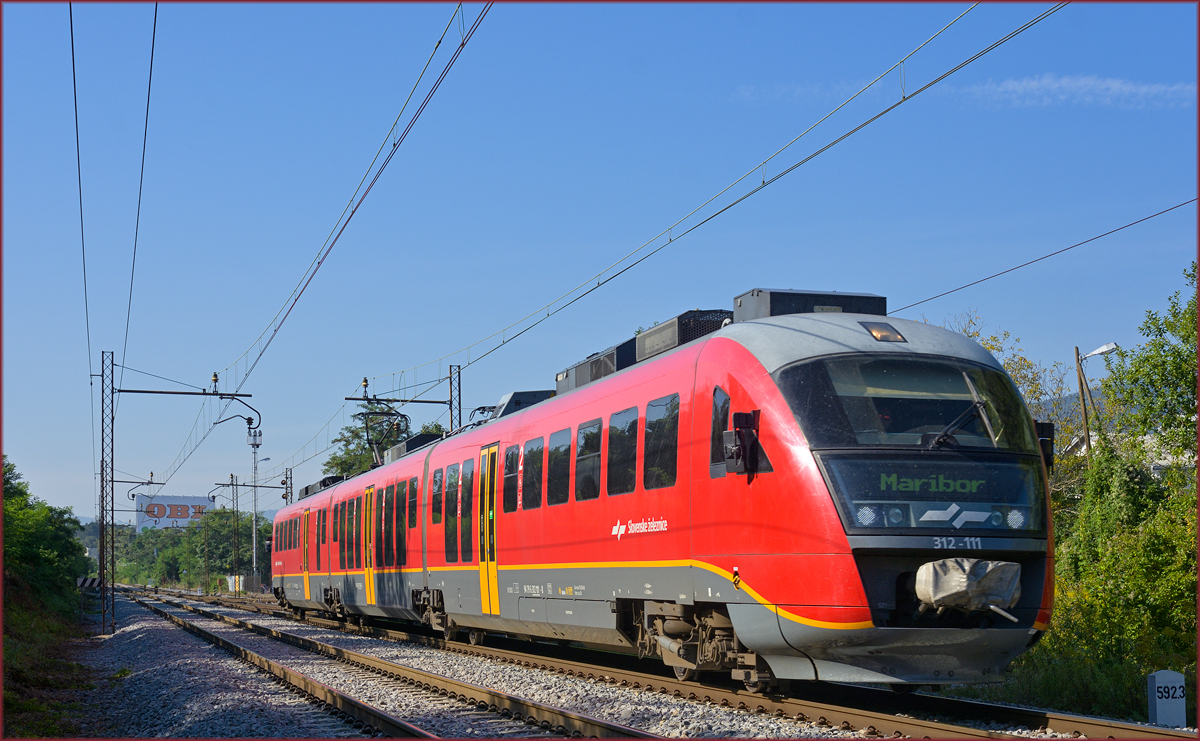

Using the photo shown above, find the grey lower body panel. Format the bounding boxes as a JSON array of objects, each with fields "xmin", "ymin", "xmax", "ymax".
[{"xmin": 727, "ymin": 600, "xmax": 1032, "ymax": 684}]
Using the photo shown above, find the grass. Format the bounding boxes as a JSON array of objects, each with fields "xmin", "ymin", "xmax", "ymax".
[{"xmin": 2, "ymin": 578, "xmax": 99, "ymax": 738}]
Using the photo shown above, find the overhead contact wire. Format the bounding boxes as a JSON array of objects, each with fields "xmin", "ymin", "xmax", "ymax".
[
  {"xmin": 371, "ymin": 3, "xmax": 1067, "ymax": 387},
  {"xmin": 159, "ymin": 3, "xmax": 491, "ymax": 486},
  {"xmin": 274, "ymin": 3, "xmax": 1067, "ymax": 481},
  {"xmin": 890, "ymin": 197, "xmax": 1198, "ymax": 314},
  {"xmin": 69, "ymin": 3, "xmax": 100, "ymax": 510},
  {"xmin": 118, "ymin": 2, "xmax": 159, "ymax": 410}
]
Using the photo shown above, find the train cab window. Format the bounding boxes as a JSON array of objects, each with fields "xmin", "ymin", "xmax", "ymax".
[
  {"xmin": 460, "ymin": 458, "xmax": 475, "ymax": 562},
  {"xmin": 383, "ymin": 485, "xmax": 395, "ymax": 567},
  {"xmin": 431, "ymin": 469, "xmax": 444, "ymax": 525},
  {"xmin": 644, "ymin": 393, "xmax": 680, "ymax": 490},
  {"xmin": 711, "ymin": 386, "xmax": 731, "ymax": 478},
  {"xmin": 444, "ymin": 464, "xmax": 459, "ymax": 563},
  {"xmin": 523, "ymin": 437, "xmax": 544, "ymax": 510},
  {"xmin": 575, "ymin": 419, "xmax": 602, "ymax": 501},
  {"xmin": 502, "ymin": 445, "xmax": 520, "ymax": 513},
  {"xmin": 407, "ymin": 477, "xmax": 419, "ymax": 529},
  {"xmin": 547, "ymin": 428, "xmax": 572, "ymax": 505},
  {"xmin": 607, "ymin": 407, "xmax": 639, "ymax": 495}
]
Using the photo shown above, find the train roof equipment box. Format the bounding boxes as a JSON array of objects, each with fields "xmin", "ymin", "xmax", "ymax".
[
  {"xmin": 733, "ymin": 288, "xmax": 886, "ymax": 323},
  {"xmin": 556, "ymin": 338, "xmax": 637, "ymax": 394},
  {"xmin": 492, "ymin": 390, "xmax": 556, "ymax": 419},
  {"xmin": 635, "ymin": 309, "xmax": 733, "ymax": 362},
  {"xmin": 555, "ymin": 309, "xmax": 732, "ymax": 394},
  {"xmin": 383, "ymin": 432, "xmax": 446, "ymax": 464}
]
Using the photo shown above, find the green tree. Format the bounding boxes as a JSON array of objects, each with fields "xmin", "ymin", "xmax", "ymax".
[
  {"xmin": 2, "ymin": 456, "xmax": 90, "ymax": 616},
  {"xmin": 943, "ymin": 271, "xmax": 1198, "ymax": 723},
  {"xmin": 1101, "ymin": 262, "xmax": 1197, "ymax": 463},
  {"xmin": 322, "ymin": 401, "xmax": 412, "ymax": 478}
]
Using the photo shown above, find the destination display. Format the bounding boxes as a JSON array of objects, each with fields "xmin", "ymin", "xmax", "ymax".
[{"xmin": 818, "ymin": 453, "xmax": 1045, "ymax": 534}]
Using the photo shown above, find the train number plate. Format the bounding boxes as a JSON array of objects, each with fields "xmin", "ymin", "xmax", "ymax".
[{"xmin": 932, "ymin": 536, "xmax": 983, "ymax": 549}]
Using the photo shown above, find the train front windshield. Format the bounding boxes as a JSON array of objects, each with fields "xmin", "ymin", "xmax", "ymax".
[{"xmin": 775, "ymin": 355, "xmax": 1046, "ymax": 535}]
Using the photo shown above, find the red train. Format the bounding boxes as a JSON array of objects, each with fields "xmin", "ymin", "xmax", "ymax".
[{"xmin": 273, "ymin": 289, "xmax": 1055, "ymax": 690}]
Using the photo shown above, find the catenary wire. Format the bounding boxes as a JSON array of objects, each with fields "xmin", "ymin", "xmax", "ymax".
[
  {"xmin": 115, "ymin": 364, "xmax": 206, "ymax": 391},
  {"xmin": 69, "ymin": 3, "xmax": 100, "ymax": 517},
  {"xmin": 369, "ymin": 2, "xmax": 986, "ymax": 389},
  {"xmin": 261, "ymin": 3, "xmax": 1066, "ymax": 481},
  {"xmin": 216, "ymin": 3, "xmax": 464, "ymax": 387},
  {"xmin": 889, "ymin": 197, "xmax": 1198, "ymax": 315},
  {"xmin": 117, "ymin": 3, "xmax": 159, "ymax": 410},
  {"xmin": 157, "ymin": 3, "xmax": 492, "ymax": 486},
  {"xmin": 373, "ymin": 2, "xmax": 1068, "ymax": 386}
]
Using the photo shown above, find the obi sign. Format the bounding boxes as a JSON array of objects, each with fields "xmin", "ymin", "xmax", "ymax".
[{"xmin": 136, "ymin": 495, "xmax": 210, "ymax": 530}]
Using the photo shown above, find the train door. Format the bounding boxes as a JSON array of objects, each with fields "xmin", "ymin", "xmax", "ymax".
[
  {"xmin": 364, "ymin": 485, "xmax": 377, "ymax": 605},
  {"xmin": 477, "ymin": 444, "xmax": 500, "ymax": 615},
  {"xmin": 302, "ymin": 509, "xmax": 311, "ymax": 600}
]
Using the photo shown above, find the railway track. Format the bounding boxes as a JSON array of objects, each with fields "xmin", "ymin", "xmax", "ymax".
[
  {"xmin": 128, "ymin": 591, "xmax": 659, "ymax": 739},
  {"xmin": 161, "ymin": 589, "xmax": 1192, "ymax": 740}
]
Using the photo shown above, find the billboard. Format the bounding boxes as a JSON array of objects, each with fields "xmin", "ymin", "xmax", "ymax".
[{"xmin": 135, "ymin": 495, "xmax": 211, "ymax": 530}]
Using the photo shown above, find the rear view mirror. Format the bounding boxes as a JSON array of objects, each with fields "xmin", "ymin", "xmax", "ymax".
[
  {"xmin": 1034, "ymin": 421, "xmax": 1055, "ymax": 472},
  {"xmin": 723, "ymin": 411, "xmax": 762, "ymax": 475}
]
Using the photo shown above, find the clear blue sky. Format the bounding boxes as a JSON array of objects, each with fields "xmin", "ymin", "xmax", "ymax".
[{"xmin": 4, "ymin": 3, "xmax": 1196, "ymax": 520}]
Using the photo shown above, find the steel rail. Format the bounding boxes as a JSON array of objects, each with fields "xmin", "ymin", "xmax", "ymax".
[
  {"xmin": 152, "ymin": 590, "xmax": 1194, "ymax": 740},
  {"xmin": 129, "ymin": 595, "xmax": 436, "ymax": 738},
  {"xmin": 151, "ymin": 594, "xmax": 661, "ymax": 739}
]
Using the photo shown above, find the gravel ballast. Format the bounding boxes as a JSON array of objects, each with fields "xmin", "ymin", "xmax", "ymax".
[{"xmin": 76, "ymin": 596, "xmax": 363, "ymax": 738}]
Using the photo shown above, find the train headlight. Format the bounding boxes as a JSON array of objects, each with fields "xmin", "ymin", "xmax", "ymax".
[
  {"xmin": 886, "ymin": 505, "xmax": 908, "ymax": 525},
  {"xmin": 856, "ymin": 505, "xmax": 880, "ymax": 526},
  {"xmin": 1006, "ymin": 508, "xmax": 1027, "ymax": 529},
  {"xmin": 990, "ymin": 511, "xmax": 1003, "ymax": 527}
]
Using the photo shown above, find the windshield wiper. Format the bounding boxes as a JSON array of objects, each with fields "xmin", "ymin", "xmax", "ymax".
[
  {"xmin": 925, "ymin": 373, "xmax": 998, "ymax": 449},
  {"xmin": 926, "ymin": 400, "xmax": 985, "ymax": 448},
  {"xmin": 962, "ymin": 372, "xmax": 997, "ymax": 447}
]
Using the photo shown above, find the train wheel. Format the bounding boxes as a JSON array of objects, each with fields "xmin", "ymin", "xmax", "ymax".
[
  {"xmin": 468, "ymin": 629, "xmax": 484, "ymax": 646},
  {"xmin": 672, "ymin": 666, "xmax": 696, "ymax": 682},
  {"xmin": 743, "ymin": 679, "xmax": 770, "ymax": 694}
]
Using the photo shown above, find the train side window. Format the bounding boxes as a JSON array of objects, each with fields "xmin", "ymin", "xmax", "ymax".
[
  {"xmin": 444, "ymin": 464, "xmax": 459, "ymax": 563},
  {"xmin": 502, "ymin": 445, "xmax": 520, "ymax": 512},
  {"xmin": 344, "ymin": 502, "xmax": 352, "ymax": 567},
  {"xmin": 575, "ymin": 419, "xmax": 601, "ymax": 501},
  {"xmin": 547, "ymin": 428, "xmax": 571, "ymax": 505},
  {"xmin": 711, "ymin": 386, "xmax": 731, "ymax": 478},
  {"xmin": 291, "ymin": 517, "xmax": 296, "ymax": 550},
  {"xmin": 352, "ymin": 496, "xmax": 362, "ymax": 569},
  {"xmin": 607, "ymin": 407, "xmax": 639, "ymax": 495},
  {"xmin": 338, "ymin": 501, "xmax": 346, "ymax": 570},
  {"xmin": 431, "ymin": 469, "xmax": 444, "ymax": 525},
  {"xmin": 523, "ymin": 437, "xmax": 544, "ymax": 510},
  {"xmin": 316, "ymin": 510, "xmax": 323, "ymax": 570},
  {"xmin": 396, "ymin": 480, "xmax": 407, "ymax": 565},
  {"xmin": 407, "ymin": 477, "xmax": 418, "ymax": 529},
  {"xmin": 644, "ymin": 393, "xmax": 680, "ymax": 490},
  {"xmin": 374, "ymin": 490, "xmax": 385, "ymax": 567},
  {"xmin": 460, "ymin": 458, "xmax": 474, "ymax": 562},
  {"xmin": 383, "ymin": 485, "xmax": 395, "ymax": 567}
]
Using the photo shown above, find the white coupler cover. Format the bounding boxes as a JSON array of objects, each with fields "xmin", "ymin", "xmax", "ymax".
[{"xmin": 915, "ymin": 558, "xmax": 1021, "ymax": 612}]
